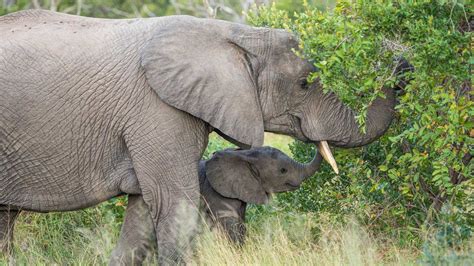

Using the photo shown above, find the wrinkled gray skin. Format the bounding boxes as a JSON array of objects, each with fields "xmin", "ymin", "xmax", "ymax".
[
  {"xmin": 110, "ymin": 147, "xmax": 322, "ymax": 264},
  {"xmin": 0, "ymin": 10, "xmax": 409, "ymax": 264}
]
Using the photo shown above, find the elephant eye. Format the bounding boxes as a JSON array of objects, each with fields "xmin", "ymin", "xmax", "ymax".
[
  {"xmin": 299, "ymin": 79, "xmax": 308, "ymax": 89},
  {"xmin": 280, "ymin": 168, "xmax": 288, "ymax": 174}
]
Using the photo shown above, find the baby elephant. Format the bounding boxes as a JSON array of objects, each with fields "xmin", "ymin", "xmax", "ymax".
[{"xmin": 110, "ymin": 146, "xmax": 322, "ymax": 265}]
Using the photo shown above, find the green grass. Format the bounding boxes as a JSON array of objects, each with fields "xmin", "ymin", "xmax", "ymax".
[{"xmin": 0, "ymin": 208, "xmax": 122, "ymax": 265}]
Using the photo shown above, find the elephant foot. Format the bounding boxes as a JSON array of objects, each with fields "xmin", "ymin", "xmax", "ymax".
[
  {"xmin": 156, "ymin": 242, "xmax": 189, "ymax": 266},
  {"xmin": 110, "ymin": 248, "xmax": 152, "ymax": 266},
  {"xmin": 155, "ymin": 206, "xmax": 198, "ymax": 266}
]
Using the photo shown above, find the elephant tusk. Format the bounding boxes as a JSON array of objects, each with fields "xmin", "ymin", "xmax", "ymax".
[{"xmin": 317, "ymin": 141, "xmax": 339, "ymax": 174}]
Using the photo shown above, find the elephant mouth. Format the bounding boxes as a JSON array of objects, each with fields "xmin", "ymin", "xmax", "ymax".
[
  {"xmin": 264, "ymin": 192, "xmax": 272, "ymax": 203},
  {"xmin": 294, "ymin": 115, "xmax": 339, "ymax": 174},
  {"xmin": 284, "ymin": 183, "xmax": 300, "ymax": 190},
  {"xmin": 289, "ymin": 114, "xmax": 310, "ymax": 141}
]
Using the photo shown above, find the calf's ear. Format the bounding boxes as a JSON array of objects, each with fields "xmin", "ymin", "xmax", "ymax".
[{"xmin": 205, "ymin": 150, "xmax": 268, "ymax": 204}]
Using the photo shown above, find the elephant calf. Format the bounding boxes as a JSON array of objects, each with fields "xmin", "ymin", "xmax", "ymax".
[{"xmin": 110, "ymin": 146, "xmax": 322, "ymax": 264}]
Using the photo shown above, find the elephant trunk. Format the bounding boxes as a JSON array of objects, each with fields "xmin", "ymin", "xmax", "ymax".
[
  {"xmin": 301, "ymin": 59, "xmax": 413, "ymax": 147},
  {"xmin": 296, "ymin": 147, "xmax": 323, "ymax": 180},
  {"xmin": 299, "ymin": 59, "xmax": 412, "ymax": 173},
  {"xmin": 301, "ymin": 82, "xmax": 400, "ymax": 150},
  {"xmin": 333, "ymin": 87, "xmax": 396, "ymax": 148}
]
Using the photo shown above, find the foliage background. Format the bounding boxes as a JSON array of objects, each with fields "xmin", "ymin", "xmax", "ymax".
[
  {"xmin": 248, "ymin": 0, "xmax": 473, "ymax": 242},
  {"xmin": 0, "ymin": 0, "xmax": 472, "ymax": 265}
]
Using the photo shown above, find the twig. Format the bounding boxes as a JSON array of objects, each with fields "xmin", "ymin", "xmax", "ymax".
[
  {"xmin": 381, "ymin": 38, "xmax": 410, "ymax": 53},
  {"xmin": 131, "ymin": 0, "xmax": 142, "ymax": 18},
  {"xmin": 142, "ymin": 5, "xmax": 156, "ymax": 17},
  {"xmin": 76, "ymin": 0, "xmax": 82, "ymax": 16},
  {"xmin": 50, "ymin": 0, "xmax": 57, "ymax": 12},
  {"xmin": 31, "ymin": 0, "xmax": 41, "ymax": 9}
]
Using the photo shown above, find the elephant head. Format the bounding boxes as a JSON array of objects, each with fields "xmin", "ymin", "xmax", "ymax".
[
  {"xmin": 204, "ymin": 146, "xmax": 322, "ymax": 204},
  {"xmin": 142, "ymin": 16, "xmax": 412, "ymax": 173},
  {"xmin": 199, "ymin": 146, "xmax": 321, "ymax": 245}
]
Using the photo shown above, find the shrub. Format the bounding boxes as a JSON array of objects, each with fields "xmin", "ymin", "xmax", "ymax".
[{"xmin": 248, "ymin": 0, "xmax": 473, "ymax": 244}]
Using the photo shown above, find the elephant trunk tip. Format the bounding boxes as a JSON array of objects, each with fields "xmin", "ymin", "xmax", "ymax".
[{"xmin": 300, "ymin": 145, "xmax": 324, "ymax": 179}]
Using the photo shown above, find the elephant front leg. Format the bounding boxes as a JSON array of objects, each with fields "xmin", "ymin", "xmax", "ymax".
[
  {"xmin": 124, "ymin": 100, "xmax": 209, "ymax": 264},
  {"xmin": 110, "ymin": 195, "xmax": 156, "ymax": 266},
  {"xmin": 134, "ymin": 172, "xmax": 200, "ymax": 265},
  {"xmin": 0, "ymin": 210, "xmax": 19, "ymax": 256},
  {"xmin": 126, "ymin": 138, "xmax": 203, "ymax": 264},
  {"xmin": 217, "ymin": 217, "xmax": 247, "ymax": 246},
  {"xmin": 153, "ymin": 184, "xmax": 200, "ymax": 265}
]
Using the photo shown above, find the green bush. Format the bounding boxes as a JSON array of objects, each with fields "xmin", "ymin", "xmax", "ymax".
[{"xmin": 249, "ymin": 0, "xmax": 473, "ymax": 245}]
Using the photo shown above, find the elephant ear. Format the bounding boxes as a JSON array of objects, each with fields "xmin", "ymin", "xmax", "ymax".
[
  {"xmin": 205, "ymin": 149, "xmax": 268, "ymax": 204},
  {"xmin": 141, "ymin": 17, "xmax": 264, "ymax": 147}
]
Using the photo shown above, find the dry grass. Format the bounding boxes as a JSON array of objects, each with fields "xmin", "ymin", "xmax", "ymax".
[
  {"xmin": 0, "ymin": 210, "xmax": 423, "ymax": 265},
  {"xmin": 192, "ymin": 213, "xmax": 417, "ymax": 266},
  {"xmin": 2, "ymin": 204, "xmax": 473, "ymax": 265}
]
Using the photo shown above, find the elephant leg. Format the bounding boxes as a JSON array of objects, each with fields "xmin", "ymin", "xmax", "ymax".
[
  {"xmin": 153, "ymin": 185, "xmax": 200, "ymax": 265},
  {"xmin": 217, "ymin": 217, "xmax": 247, "ymax": 246},
  {"xmin": 125, "ymin": 141, "xmax": 203, "ymax": 264},
  {"xmin": 124, "ymin": 99, "xmax": 208, "ymax": 264},
  {"xmin": 126, "ymin": 145, "xmax": 202, "ymax": 265},
  {"xmin": 110, "ymin": 195, "xmax": 156, "ymax": 266},
  {"xmin": 132, "ymin": 165, "xmax": 200, "ymax": 265},
  {"xmin": 0, "ymin": 210, "xmax": 19, "ymax": 255}
]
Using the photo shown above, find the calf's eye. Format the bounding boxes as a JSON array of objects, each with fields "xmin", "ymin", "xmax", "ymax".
[{"xmin": 280, "ymin": 168, "xmax": 287, "ymax": 174}]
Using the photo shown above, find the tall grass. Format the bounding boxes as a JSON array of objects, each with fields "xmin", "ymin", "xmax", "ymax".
[
  {"xmin": 193, "ymin": 212, "xmax": 416, "ymax": 266},
  {"xmin": 2, "ymin": 201, "xmax": 473, "ymax": 265},
  {"xmin": 0, "ymin": 208, "xmax": 121, "ymax": 265},
  {"xmin": 0, "ymin": 208, "xmax": 411, "ymax": 265}
]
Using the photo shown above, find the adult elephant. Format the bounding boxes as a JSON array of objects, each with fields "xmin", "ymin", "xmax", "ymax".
[{"xmin": 0, "ymin": 10, "xmax": 409, "ymax": 264}]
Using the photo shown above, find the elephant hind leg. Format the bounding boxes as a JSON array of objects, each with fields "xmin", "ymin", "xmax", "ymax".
[{"xmin": 0, "ymin": 210, "xmax": 19, "ymax": 255}]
